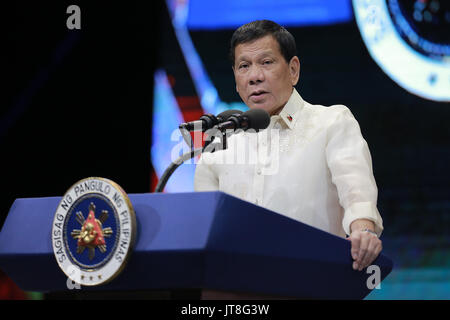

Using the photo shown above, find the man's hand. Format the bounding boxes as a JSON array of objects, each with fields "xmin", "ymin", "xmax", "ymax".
[{"xmin": 347, "ymin": 219, "xmax": 382, "ymax": 271}]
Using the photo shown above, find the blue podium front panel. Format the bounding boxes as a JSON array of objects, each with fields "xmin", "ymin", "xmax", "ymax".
[
  {"xmin": 202, "ymin": 194, "xmax": 392, "ymax": 299},
  {"xmin": 0, "ymin": 191, "xmax": 392, "ymax": 298}
]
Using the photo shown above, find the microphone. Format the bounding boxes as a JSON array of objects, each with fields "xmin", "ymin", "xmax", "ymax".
[
  {"xmin": 217, "ymin": 109, "xmax": 270, "ymax": 132},
  {"xmin": 155, "ymin": 110, "xmax": 267, "ymax": 193},
  {"xmin": 180, "ymin": 109, "xmax": 243, "ymax": 132}
]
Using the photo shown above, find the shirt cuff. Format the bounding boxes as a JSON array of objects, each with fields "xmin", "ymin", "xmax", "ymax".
[{"xmin": 342, "ymin": 202, "xmax": 384, "ymax": 237}]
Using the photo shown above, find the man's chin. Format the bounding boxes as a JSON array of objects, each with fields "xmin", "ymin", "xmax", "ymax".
[{"xmin": 248, "ymin": 103, "xmax": 278, "ymax": 115}]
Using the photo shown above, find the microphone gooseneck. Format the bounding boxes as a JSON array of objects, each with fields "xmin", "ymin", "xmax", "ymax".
[{"xmin": 155, "ymin": 109, "xmax": 270, "ymax": 193}]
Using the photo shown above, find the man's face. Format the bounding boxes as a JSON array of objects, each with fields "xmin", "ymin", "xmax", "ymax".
[{"xmin": 233, "ymin": 35, "xmax": 300, "ymax": 115}]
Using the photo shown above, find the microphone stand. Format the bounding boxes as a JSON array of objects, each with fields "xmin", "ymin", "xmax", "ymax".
[
  {"xmin": 154, "ymin": 147, "xmax": 202, "ymax": 193},
  {"xmin": 154, "ymin": 128, "xmax": 228, "ymax": 193},
  {"xmin": 156, "ymin": 109, "xmax": 269, "ymax": 192},
  {"xmin": 178, "ymin": 124, "xmax": 194, "ymax": 152}
]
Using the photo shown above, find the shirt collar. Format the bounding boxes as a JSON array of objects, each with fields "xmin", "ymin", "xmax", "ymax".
[{"xmin": 271, "ymin": 88, "xmax": 304, "ymax": 130}]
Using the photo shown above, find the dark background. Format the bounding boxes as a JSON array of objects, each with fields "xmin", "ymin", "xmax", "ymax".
[{"xmin": 1, "ymin": 1, "xmax": 162, "ymax": 228}]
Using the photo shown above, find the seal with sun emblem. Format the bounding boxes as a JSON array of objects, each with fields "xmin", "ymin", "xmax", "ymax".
[{"xmin": 52, "ymin": 177, "xmax": 136, "ymax": 286}]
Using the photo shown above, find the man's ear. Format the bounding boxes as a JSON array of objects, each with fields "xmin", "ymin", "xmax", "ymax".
[{"xmin": 289, "ymin": 56, "xmax": 300, "ymax": 86}]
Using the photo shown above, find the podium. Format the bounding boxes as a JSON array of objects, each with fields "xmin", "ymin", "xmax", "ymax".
[{"xmin": 0, "ymin": 191, "xmax": 392, "ymax": 299}]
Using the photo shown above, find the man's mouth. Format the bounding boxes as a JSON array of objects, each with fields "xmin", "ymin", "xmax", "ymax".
[{"xmin": 250, "ymin": 91, "xmax": 268, "ymax": 98}]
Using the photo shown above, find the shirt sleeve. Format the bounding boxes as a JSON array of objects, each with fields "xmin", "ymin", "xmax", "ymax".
[
  {"xmin": 194, "ymin": 153, "xmax": 220, "ymax": 191},
  {"xmin": 325, "ymin": 105, "xmax": 384, "ymax": 237}
]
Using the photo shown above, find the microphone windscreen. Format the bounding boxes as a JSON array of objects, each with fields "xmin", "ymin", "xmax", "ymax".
[
  {"xmin": 217, "ymin": 109, "xmax": 243, "ymax": 121},
  {"xmin": 243, "ymin": 109, "xmax": 270, "ymax": 130}
]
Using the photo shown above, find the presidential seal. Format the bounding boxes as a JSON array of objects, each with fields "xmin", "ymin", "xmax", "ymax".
[{"xmin": 52, "ymin": 177, "xmax": 136, "ymax": 286}]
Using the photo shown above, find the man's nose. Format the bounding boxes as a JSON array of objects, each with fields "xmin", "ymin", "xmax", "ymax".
[{"xmin": 248, "ymin": 65, "xmax": 265, "ymax": 85}]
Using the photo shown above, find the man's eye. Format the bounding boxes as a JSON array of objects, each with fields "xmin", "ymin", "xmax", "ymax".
[
  {"xmin": 239, "ymin": 64, "xmax": 249, "ymax": 69},
  {"xmin": 263, "ymin": 60, "xmax": 273, "ymax": 65}
]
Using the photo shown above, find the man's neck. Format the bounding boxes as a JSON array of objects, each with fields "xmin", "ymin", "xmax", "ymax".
[
  {"xmin": 269, "ymin": 88, "xmax": 294, "ymax": 116},
  {"xmin": 270, "ymin": 105, "xmax": 284, "ymax": 116}
]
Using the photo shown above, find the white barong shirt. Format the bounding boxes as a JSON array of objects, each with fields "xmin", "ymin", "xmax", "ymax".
[{"xmin": 194, "ymin": 89, "xmax": 383, "ymax": 238}]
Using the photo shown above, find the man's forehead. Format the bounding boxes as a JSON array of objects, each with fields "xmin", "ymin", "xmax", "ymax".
[{"xmin": 235, "ymin": 35, "xmax": 281, "ymax": 59}]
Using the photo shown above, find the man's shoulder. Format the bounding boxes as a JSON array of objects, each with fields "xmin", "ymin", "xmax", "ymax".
[
  {"xmin": 304, "ymin": 102, "xmax": 354, "ymax": 121},
  {"xmin": 306, "ymin": 101, "xmax": 350, "ymax": 114}
]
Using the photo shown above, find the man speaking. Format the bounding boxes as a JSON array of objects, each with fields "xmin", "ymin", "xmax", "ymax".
[{"xmin": 194, "ymin": 20, "xmax": 383, "ymax": 272}]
